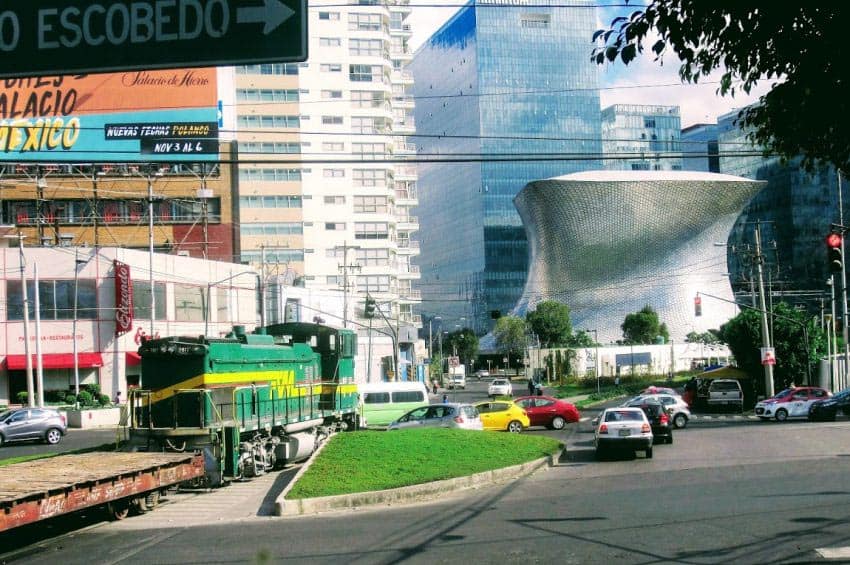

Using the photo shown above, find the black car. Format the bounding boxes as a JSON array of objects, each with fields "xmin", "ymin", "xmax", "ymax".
[
  {"xmin": 626, "ymin": 399, "xmax": 673, "ymax": 444},
  {"xmin": 809, "ymin": 388, "xmax": 850, "ymax": 421}
]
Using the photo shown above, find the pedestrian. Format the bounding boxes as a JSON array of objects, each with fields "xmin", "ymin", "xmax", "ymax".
[
  {"xmin": 528, "ymin": 378, "xmax": 535, "ymax": 396},
  {"xmin": 114, "ymin": 390, "xmax": 122, "ymax": 404},
  {"xmin": 535, "ymin": 382, "xmax": 543, "ymax": 396},
  {"xmin": 432, "ymin": 380, "xmax": 438, "ymax": 395},
  {"xmin": 442, "ymin": 394, "xmax": 448, "ymax": 404}
]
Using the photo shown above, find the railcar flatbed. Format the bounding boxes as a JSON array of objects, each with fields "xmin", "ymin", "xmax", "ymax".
[{"xmin": 0, "ymin": 451, "xmax": 204, "ymax": 532}]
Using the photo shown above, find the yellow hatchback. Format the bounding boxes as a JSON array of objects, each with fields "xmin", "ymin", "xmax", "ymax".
[{"xmin": 474, "ymin": 401, "xmax": 531, "ymax": 433}]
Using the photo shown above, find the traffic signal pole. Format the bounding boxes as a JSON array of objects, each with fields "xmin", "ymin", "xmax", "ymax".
[
  {"xmin": 839, "ymin": 173, "xmax": 850, "ymax": 390},
  {"xmin": 754, "ymin": 225, "xmax": 774, "ymax": 398}
]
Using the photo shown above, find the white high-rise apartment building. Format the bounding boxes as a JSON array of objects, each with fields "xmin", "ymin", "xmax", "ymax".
[{"xmin": 233, "ymin": 0, "xmax": 421, "ymax": 381}]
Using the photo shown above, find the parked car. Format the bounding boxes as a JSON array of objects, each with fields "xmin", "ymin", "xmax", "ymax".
[
  {"xmin": 474, "ymin": 400, "xmax": 530, "ymax": 433},
  {"xmin": 488, "ymin": 378, "xmax": 513, "ymax": 398},
  {"xmin": 388, "ymin": 403, "xmax": 483, "ymax": 431},
  {"xmin": 640, "ymin": 386, "xmax": 680, "ymax": 397},
  {"xmin": 707, "ymin": 379, "xmax": 744, "ymax": 411},
  {"xmin": 0, "ymin": 407, "xmax": 67, "ymax": 446},
  {"xmin": 624, "ymin": 399, "xmax": 673, "ymax": 444},
  {"xmin": 623, "ymin": 394, "xmax": 691, "ymax": 429},
  {"xmin": 755, "ymin": 386, "xmax": 831, "ymax": 421},
  {"xmin": 594, "ymin": 407, "xmax": 653, "ymax": 459},
  {"xmin": 809, "ymin": 387, "xmax": 850, "ymax": 421},
  {"xmin": 514, "ymin": 395, "xmax": 580, "ymax": 429}
]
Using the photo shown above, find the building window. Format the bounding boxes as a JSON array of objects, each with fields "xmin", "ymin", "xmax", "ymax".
[
  {"xmin": 322, "ymin": 116, "xmax": 344, "ymax": 125},
  {"xmin": 644, "ymin": 117, "xmax": 656, "ymax": 128},
  {"xmin": 325, "ymin": 222, "xmax": 346, "ymax": 231},
  {"xmin": 630, "ymin": 162, "xmax": 651, "ymax": 171},
  {"xmin": 321, "ymin": 90, "xmax": 343, "ymax": 99},
  {"xmin": 353, "ymin": 169, "xmax": 387, "ymax": 187},
  {"xmin": 326, "ymin": 276, "xmax": 340, "ymax": 286},
  {"xmin": 241, "ymin": 222, "xmax": 303, "ymax": 236},
  {"xmin": 349, "ymin": 38, "xmax": 384, "ymax": 57},
  {"xmin": 354, "ymin": 195, "xmax": 388, "ymax": 213},
  {"xmin": 6, "ymin": 279, "xmax": 98, "ymax": 320},
  {"xmin": 318, "ymin": 11, "xmax": 339, "ymax": 20},
  {"xmin": 174, "ymin": 284, "xmax": 205, "ymax": 322},
  {"xmin": 322, "ymin": 142, "xmax": 345, "ymax": 152},
  {"xmin": 241, "ymin": 249, "xmax": 305, "ymax": 263},
  {"xmin": 132, "ymin": 281, "xmax": 167, "ymax": 320},
  {"xmin": 354, "ymin": 222, "xmax": 389, "ymax": 240},
  {"xmin": 236, "ymin": 64, "xmax": 298, "ymax": 75},
  {"xmin": 349, "ymin": 64, "xmax": 382, "ymax": 82},
  {"xmin": 238, "ymin": 115, "xmax": 300, "ymax": 129},
  {"xmin": 236, "ymin": 88, "xmax": 299, "ymax": 102},
  {"xmin": 319, "ymin": 37, "xmax": 341, "ymax": 47},
  {"xmin": 323, "ymin": 168, "xmax": 345, "ymax": 178},
  {"xmin": 239, "ymin": 142, "xmax": 302, "ymax": 154},
  {"xmin": 324, "ymin": 196, "xmax": 345, "ymax": 204},
  {"xmin": 351, "ymin": 116, "xmax": 387, "ymax": 134},
  {"xmin": 240, "ymin": 168, "xmax": 302, "ymax": 182},
  {"xmin": 357, "ymin": 275, "xmax": 390, "ymax": 293},
  {"xmin": 239, "ymin": 195, "xmax": 303, "ymax": 208},
  {"xmin": 351, "ymin": 90, "xmax": 385, "ymax": 109},
  {"xmin": 349, "ymin": 12, "xmax": 382, "ymax": 31},
  {"xmin": 352, "ymin": 142, "xmax": 386, "ymax": 156},
  {"xmin": 356, "ymin": 248, "xmax": 390, "ymax": 266},
  {"xmin": 320, "ymin": 63, "xmax": 342, "ymax": 73},
  {"xmin": 521, "ymin": 14, "xmax": 550, "ymax": 28}
]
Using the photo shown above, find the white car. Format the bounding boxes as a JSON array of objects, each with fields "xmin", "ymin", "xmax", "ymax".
[
  {"xmin": 488, "ymin": 378, "xmax": 513, "ymax": 398},
  {"xmin": 622, "ymin": 394, "xmax": 691, "ymax": 428},
  {"xmin": 595, "ymin": 407, "xmax": 654, "ymax": 459}
]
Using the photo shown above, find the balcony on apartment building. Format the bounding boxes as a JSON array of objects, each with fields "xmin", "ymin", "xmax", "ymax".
[
  {"xmin": 395, "ymin": 215, "xmax": 419, "ymax": 231},
  {"xmin": 394, "ymin": 186, "xmax": 417, "ymax": 204}
]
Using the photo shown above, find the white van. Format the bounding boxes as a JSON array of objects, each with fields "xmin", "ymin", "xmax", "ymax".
[{"xmin": 358, "ymin": 381, "xmax": 429, "ymax": 427}]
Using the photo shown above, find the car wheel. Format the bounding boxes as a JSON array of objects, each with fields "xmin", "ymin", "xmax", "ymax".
[
  {"xmin": 775, "ymin": 408, "xmax": 788, "ymax": 422},
  {"xmin": 44, "ymin": 428, "xmax": 62, "ymax": 445},
  {"xmin": 551, "ymin": 416, "xmax": 566, "ymax": 430},
  {"xmin": 507, "ymin": 420, "xmax": 523, "ymax": 433},
  {"xmin": 646, "ymin": 446, "xmax": 653, "ymax": 459},
  {"xmin": 673, "ymin": 413, "xmax": 688, "ymax": 429}
]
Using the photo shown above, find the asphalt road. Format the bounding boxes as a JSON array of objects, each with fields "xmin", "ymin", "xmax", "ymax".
[
  {"xmin": 6, "ymin": 399, "xmax": 850, "ymax": 564},
  {"xmin": 0, "ymin": 427, "xmax": 121, "ymax": 459}
]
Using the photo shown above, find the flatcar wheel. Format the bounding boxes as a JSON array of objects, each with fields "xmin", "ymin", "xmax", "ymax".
[
  {"xmin": 144, "ymin": 491, "xmax": 161, "ymax": 511},
  {"xmin": 108, "ymin": 500, "xmax": 131, "ymax": 520}
]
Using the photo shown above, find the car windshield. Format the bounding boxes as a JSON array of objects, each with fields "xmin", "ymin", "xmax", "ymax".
[
  {"xmin": 774, "ymin": 388, "xmax": 794, "ymax": 399},
  {"xmin": 605, "ymin": 410, "xmax": 643, "ymax": 422},
  {"xmin": 711, "ymin": 381, "xmax": 740, "ymax": 391},
  {"xmin": 0, "ymin": 410, "xmax": 11, "ymax": 422}
]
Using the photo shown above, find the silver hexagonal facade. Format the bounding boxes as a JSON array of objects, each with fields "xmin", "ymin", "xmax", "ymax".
[{"xmin": 513, "ymin": 171, "xmax": 765, "ymax": 343}]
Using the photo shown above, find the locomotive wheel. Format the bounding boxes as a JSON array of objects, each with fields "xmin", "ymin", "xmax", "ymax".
[{"xmin": 107, "ymin": 500, "xmax": 131, "ymax": 520}]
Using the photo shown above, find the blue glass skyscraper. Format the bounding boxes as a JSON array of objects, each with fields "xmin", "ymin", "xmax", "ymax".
[{"xmin": 410, "ymin": 0, "xmax": 601, "ymax": 334}]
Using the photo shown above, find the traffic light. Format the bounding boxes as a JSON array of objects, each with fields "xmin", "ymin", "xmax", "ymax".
[
  {"xmin": 364, "ymin": 296, "xmax": 376, "ymax": 318},
  {"xmin": 694, "ymin": 295, "xmax": 702, "ymax": 317},
  {"xmin": 826, "ymin": 231, "xmax": 844, "ymax": 272}
]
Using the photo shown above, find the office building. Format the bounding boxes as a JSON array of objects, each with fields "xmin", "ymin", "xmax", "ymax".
[
  {"xmin": 410, "ymin": 0, "xmax": 602, "ymax": 334},
  {"xmin": 680, "ymin": 123, "xmax": 720, "ymax": 173},
  {"xmin": 601, "ymin": 104, "xmax": 682, "ymax": 171}
]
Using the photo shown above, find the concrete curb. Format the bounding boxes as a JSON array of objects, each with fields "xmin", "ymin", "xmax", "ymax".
[{"xmin": 276, "ymin": 446, "xmax": 563, "ymax": 517}]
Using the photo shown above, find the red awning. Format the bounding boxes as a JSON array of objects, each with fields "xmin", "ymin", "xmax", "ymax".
[
  {"xmin": 125, "ymin": 352, "xmax": 141, "ymax": 366},
  {"xmin": 4, "ymin": 353, "xmax": 104, "ymax": 371}
]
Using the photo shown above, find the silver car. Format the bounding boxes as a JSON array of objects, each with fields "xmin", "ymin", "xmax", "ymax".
[
  {"xmin": 488, "ymin": 378, "xmax": 513, "ymax": 398},
  {"xmin": 0, "ymin": 408, "xmax": 67, "ymax": 446},
  {"xmin": 623, "ymin": 394, "xmax": 692, "ymax": 428},
  {"xmin": 388, "ymin": 403, "xmax": 483, "ymax": 431}
]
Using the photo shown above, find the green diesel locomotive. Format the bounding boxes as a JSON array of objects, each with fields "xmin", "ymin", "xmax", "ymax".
[{"xmin": 128, "ymin": 323, "xmax": 359, "ymax": 486}]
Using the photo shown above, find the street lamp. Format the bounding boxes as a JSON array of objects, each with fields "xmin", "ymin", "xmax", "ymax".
[
  {"xmin": 72, "ymin": 249, "xmax": 88, "ymax": 396},
  {"xmin": 3, "ymin": 233, "xmax": 34, "ymax": 406},
  {"xmin": 205, "ymin": 270, "xmax": 263, "ymax": 337}
]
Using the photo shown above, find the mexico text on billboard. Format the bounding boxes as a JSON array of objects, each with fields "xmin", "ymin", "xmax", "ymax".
[{"xmin": 0, "ymin": 69, "xmax": 219, "ymax": 162}]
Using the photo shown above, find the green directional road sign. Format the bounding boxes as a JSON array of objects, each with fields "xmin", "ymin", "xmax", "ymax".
[{"xmin": 0, "ymin": 0, "xmax": 307, "ymax": 78}]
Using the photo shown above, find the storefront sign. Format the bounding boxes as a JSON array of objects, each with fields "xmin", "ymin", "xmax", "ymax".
[{"xmin": 114, "ymin": 260, "xmax": 134, "ymax": 336}]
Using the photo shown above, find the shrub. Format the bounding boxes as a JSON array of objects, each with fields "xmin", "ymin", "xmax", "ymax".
[
  {"xmin": 98, "ymin": 394, "xmax": 110, "ymax": 407},
  {"xmin": 16, "ymin": 391, "xmax": 27, "ymax": 405},
  {"xmin": 64, "ymin": 394, "xmax": 77, "ymax": 405},
  {"xmin": 77, "ymin": 390, "xmax": 93, "ymax": 407},
  {"xmin": 83, "ymin": 383, "xmax": 101, "ymax": 397}
]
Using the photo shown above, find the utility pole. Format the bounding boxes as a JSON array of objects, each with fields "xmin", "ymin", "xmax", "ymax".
[
  {"xmin": 338, "ymin": 243, "xmax": 361, "ymax": 329},
  {"xmin": 200, "ymin": 176, "xmax": 210, "ymax": 259},
  {"xmin": 755, "ymin": 224, "xmax": 774, "ymax": 397},
  {"xmin": 17, "ymin": 233, "xmax": 35, "ymax": 407},
  {"xmin": 92, "ymin": 170, "xmax": 99, "ymax": 248},
  {"xmin": 148, "ymin": 173, "xmax": 156, "ymax": 338},
  {"xmin": 839, "ymin": 172, "xmax": 850, "ymax": 387},
  {"xmin": 35, "ymin": 167, "xmax": 45, "ymax": 245}
]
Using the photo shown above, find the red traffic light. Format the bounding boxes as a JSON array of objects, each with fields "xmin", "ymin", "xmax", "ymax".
[{"xmin": 826, "ymin": 232, "xmax": 843, "ymax": 248}]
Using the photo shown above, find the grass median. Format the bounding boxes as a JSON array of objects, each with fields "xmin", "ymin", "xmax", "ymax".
[{"xmin": 286, "ymin": 428, "xmax": 561, "ymax": 500}]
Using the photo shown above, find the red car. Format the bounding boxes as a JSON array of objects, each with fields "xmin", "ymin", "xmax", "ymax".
[{"xmin": 514, "ymin": 396, "xmax": 580, "ymax": 430}]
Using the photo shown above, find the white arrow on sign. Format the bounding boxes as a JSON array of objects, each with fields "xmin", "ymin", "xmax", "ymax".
[{"xmin": 237, "ymin": 0, "xmax": 295, "ymax": 35}]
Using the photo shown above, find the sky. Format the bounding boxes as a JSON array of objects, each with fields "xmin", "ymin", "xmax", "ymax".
[{"xmin": 406, "ymin": 2, "xmax": 774, "ymax": 129}]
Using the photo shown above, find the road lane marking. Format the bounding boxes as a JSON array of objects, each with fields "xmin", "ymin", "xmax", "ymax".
[{"xmin": 816, "ymin": 547, "xmax": 850, "ymax": 559}]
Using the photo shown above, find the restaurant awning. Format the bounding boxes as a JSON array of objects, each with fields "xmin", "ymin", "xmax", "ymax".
[
  {"xmin": 125, "ymin": 352, "xmax": 142, "ymax": 366},
  {"xmin": 4, "ymin": 353, "xmax": 104, "ymax": 370}
]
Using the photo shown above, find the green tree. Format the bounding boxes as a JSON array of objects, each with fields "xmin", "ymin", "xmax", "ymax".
[
  {"xmin": 443, "ymin": 328, "xmax": 479, "ymax": 366},
  {"xmin": 526, "ymin": 300, "xmax": 573, "ymax": 347},
  {"xmin": 568, "ymin": 330, "xmax": 596, "ymax": 348},
  {"xmin": 718, "ymin": 302, "xmax": 825, "ymax": 394},
  {"xmin": 686, "ymin": 330, "xmax": 722, "ymax": 345},
  {"xmin": 592, "ymin": 4, "xmax": 849, "ymax": 176},
  {"xmin": 493, "ymin": 315, "xmax": 528, "ymax": 375},
  {"xmin": 621, "ymin": 305, "xmax": 668, "ymax": 344}
]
